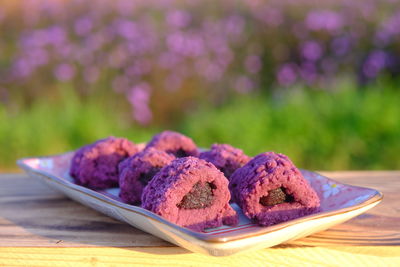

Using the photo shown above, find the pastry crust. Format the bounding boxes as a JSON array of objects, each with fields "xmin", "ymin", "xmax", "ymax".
[
  {"xmin": 119, "ymin": 147, "xmax": 175, "ymax": 204},
  {"xmin": 70, "ymin": 137, "xmax": 140, "ymax": 189},
  {"xmin": 230, "ymin": 152, "xmax": 320, "ymax": 226},
  {"xmin": 145, "ymin": 131, "xmax": 199, "ymax": 158},
  {"xmin": 199, "ymin": 144, "xmax": 250, "ymax": 179},
  {"xmin": 142, "ymin": 157, "xmax": 238, "ymax": 231}
]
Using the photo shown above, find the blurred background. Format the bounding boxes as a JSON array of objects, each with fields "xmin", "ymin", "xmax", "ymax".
[{"xmin": 0, "ymin": 0, "xmax": 399, "ymax": 171}]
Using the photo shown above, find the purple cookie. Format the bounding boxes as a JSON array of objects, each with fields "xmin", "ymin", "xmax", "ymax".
[
  {"xmin": 145, "ymin": 131, "xmax": 199, "ymax": 158},
  {"xmin": 229, "ymin": 152, "xmax": 320, "ymax": 226},
  {"xmin": 142, "ymin": 157, "xmax": 238, "ymax": 231},
  {"xmin": 119, "ymin": 148, "xmax": 175, "ymax": 205},
  {"xmin": 70, "ymin": 137, "xmax": 141, "ymax": 189},
  {"xmin": 199, "ymin": 144, "xmax": 251, "ymax": 179}
]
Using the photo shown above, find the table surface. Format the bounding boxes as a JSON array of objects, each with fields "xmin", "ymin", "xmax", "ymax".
[{"xmin": 0, "ymin": 171, "xmax": 399, "ymax": 266}]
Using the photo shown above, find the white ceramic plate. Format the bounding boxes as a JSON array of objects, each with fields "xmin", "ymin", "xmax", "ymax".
[{"xmin": 17, "ymin": 152, "xmax": 382, "ymax": 256}]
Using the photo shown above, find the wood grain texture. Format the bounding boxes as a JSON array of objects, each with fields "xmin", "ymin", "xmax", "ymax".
[
  {"xmin": 0, "ymin": 172, "xmax": 399, "ymax": 265},
  {"xmin": 0, "ymin": 173, "xmax": 171, "ymax": 247},
  {"xmin": 291, "ymin": 171, "xmax": 400, "ymax": 247},
  {"xmin": 0, "ymin": 246, "xmax": 399, "ymax": 266}
]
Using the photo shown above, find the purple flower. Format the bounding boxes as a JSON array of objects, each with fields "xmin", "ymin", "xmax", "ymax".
[
  {"xmin": 196, "ymin": 59, "xmax": 224, "ymax": 82},
  {"xmin": 116, "ymin": 0, "xmax": 136, "ymax": 16},
  {"xmin": 224, "ymin": 15, "xmax": 245, "ymax": 36},
  {"xmin": 306, "ymin": 10, "xmax": 343, "ymax": 32},
  {"xmin": 19, "ymin": 30, "xmax": 48, "ymax": 48},
  {"xmin": 301, "ymin": 41, "xmax": 323, "ymax": 62},
  {"xmin": 83, "ymin": 32, "xmax": 106, "ymax": 52},
  {"xmin": 56, "ymin": 43, "xmax": 74, "ymax": 59},
  {"xmin": 234, "ymin": 76, "xmax": 254, "ymax": 94},
  {"xmin": 39, "ymin": 0, "xmax": 63, "ymax": 17},
  {"xmin": 381, "ymin": 11, "xmax": 400, "ymax": 36},
  {"xmin": 166, "ymin": 9, "xmax": 191, "ymax": 28},
  {"xmin": 185, "ymin": 35, "xmax": 205, "ymax": 57},
  {"xmin": 374, "ymin": 31, "xmax": 391, "ymax": 47},
  {"xmin": 126, "ymin": 37, "xmax": 155, "ymax": 56},
  {"xmin": 245, "ymin": 55, "xmax": 262, "ymax": 74},
  {"xmin": 276, "ymin": 63, "xmax": 297, "ymax": 86},
  {"xmin": 299, "ymin": 62, "xmax": 317, "ymax": 83},
  {"xmin": 53, "ymin": 63, "xmax": 75, "ymax": 81},
  {"xmin": 74, "ymin": 16, "xmax": 93, "ymax": 36},
  {"xmin": 74, "ymin": 48, "xmax": 94, "ymax": 66},
  {"xmin": 4, "ymin": 0, "xmax": 400, "ymax": 122},
  {"xmin": 254, "ymin": 7, "xmax": 283, "ymax": 27},
  {"xmin": 12, "ymin": 58, "xmax": 33, "ymax": 78},
  {"xmin": 46, "ymin": 26, "xmax": 67, "ymax": 46},
  {"xmin": 116, "ymin": 19, "xmax": 139, "ymax": 40},
  {"xmin": 204, "ymin": 63, "xmax": 224, "ymax": 82},
  {"xmin": 108, "ymin": 45, "xmax": 128, "ymax": 68},
  {"xmin": 215, "ymin": 47, "xmax": 233, "ymax": 67},
  {"xmin": 158, "ymin": 52, "xmax": 181, "ymax": 69},
  {"xmin": 29, "ymin": 48, "xmax": 49, "ymax": 67},
  {"xmin": 125, "ymin": 59, "xmax": 152, "ymax": 76},
  {"xmin": 128, "ymin": 83, "xmax": 152, "ymax": 125},
  {"xmin": 166, "ymin": 31, "xmax": 185, "ymax": 53},
  {"xmin": 331, "ymin": 37, "xmax": 351, "ymax": 56},
  {"xmin": 362, "ymin": 50, "xmax": 387, "ymax": 78}
]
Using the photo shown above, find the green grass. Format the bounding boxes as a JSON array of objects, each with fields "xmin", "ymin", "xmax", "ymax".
[{"xmin": 1, "ymin": 82, "xmax": 399, "ymax": 171}]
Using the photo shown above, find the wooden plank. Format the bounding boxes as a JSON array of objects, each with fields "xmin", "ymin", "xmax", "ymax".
[
  {"xmin": 0, "ymin": 247, "xmax": 399, "ymax": 266},
  {"xmin": 0, "ymin": 172, "xmax": 399, "ymax": 248},
  {"xmin": 292, "ymin": 171, "xmax": 400, "ymax": 246},
  {"xmin": 0, "ymin": 174, "xmax": 171, "ymax": 247}
]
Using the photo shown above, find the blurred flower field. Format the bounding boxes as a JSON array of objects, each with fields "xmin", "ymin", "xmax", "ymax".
[{"xmin": 0, "ymin": 0, "xmax": 399, "ymax": 170}]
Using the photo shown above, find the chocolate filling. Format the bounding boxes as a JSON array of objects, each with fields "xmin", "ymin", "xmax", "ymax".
[
  {"xmin": 174, "ymin": 148, "xmax": 189, "ymax": 158},
  {"xmin": 220, "ymin": 166, "xmax": 234, "ymax": 178},
  {"xmin": 139, "ymin": 167, "xmax": 161, "ymax": 186},
  {"xmin": 259, "ymin": 187, "xmax": 294, "ymax": 206},
  {"xmin": 177, "ymin": 182, "xmax": 214, "ymax": 209}
]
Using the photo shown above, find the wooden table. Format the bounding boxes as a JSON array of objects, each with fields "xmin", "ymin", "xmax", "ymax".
[{"xmin": 0, "ymin": 171, "xmax": 399, "ymax": 266}]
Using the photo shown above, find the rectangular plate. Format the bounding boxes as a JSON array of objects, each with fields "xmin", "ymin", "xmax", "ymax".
[{"xmin": 17, "ymin": 152, "xmax": 382, "ymax": 256}]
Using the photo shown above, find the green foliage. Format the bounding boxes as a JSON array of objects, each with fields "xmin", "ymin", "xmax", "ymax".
[
  {"xmin": 0, "ymin": 84, "xmax": 160, "ymax": 170},
  {"xmin": 1, "ymin": 82, "xmax": 399, "ymax": 170},
  {"xmin": 182, "ymin": 82, "xmax": 400, "ymax": 170}
]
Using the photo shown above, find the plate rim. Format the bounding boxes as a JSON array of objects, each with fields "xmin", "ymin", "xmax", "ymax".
[{"xmin": 16, "ymin": 153, "xmax": 383, "ymax": 244}]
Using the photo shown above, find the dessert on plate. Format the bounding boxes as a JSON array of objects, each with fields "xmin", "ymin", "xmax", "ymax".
[
  {"xmin": 229, "ymin": 152, "xmax": 320, "ymax": 226},
  {"xmin": 141, "ymin": 157, "xmax": 238, "ymax": 231},
  {"xmin": 145, "ymin": 130, "xmax": 199, "ymax": 158},
  {"xmin": 119, "ymin": 147, "xmax": 175, "ymax": 204},
  {"xmin": 69, "ymin": 132, "xmax": 321, "ymax": 230},
  {"xmin": 199, "ymin": 143, "xmax": 251, "ymax": 179},
  {"xmin": 70, "ymin": 136, "xmax": 140, "ymax": 189}
]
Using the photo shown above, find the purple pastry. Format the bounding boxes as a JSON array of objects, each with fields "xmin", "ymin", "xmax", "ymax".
[
  {"xmin": 119, "ymin": 148, "xmax": 175, "ymax": 205},
  {"xmin": 145, "ymin": 130, "xmax": 199, "ymax": 158},
  {"xmin": 199, "ymin": 144, "xmax": 251, "ymax": 179},
  {"xmin": 142, "ymin": 157, "xmax": 238, "ymax": 231},
  {"xmin": 229, "ymin": 152, "xmax": 320, "ymax": 226},
  {"xmin": 70, "ymin": 137, "xmax": 141, "ymax": 189}
]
